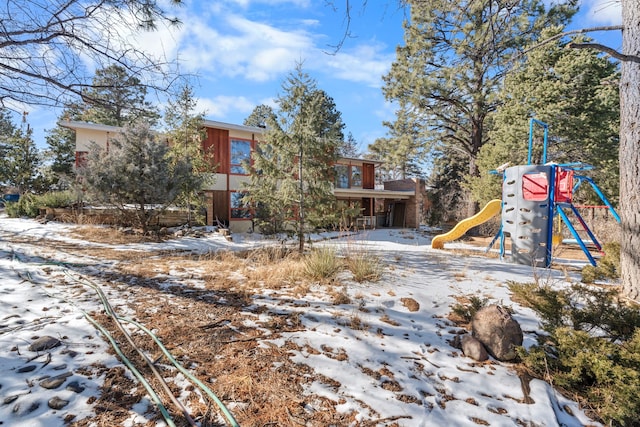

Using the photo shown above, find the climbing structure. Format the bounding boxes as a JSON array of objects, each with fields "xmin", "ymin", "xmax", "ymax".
[{"xmin": 499, "ymin": 119, "xmax": 619, "ymax": 267}]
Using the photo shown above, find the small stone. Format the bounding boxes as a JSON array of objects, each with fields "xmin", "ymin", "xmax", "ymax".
[
  {"xmin": 26, "ymin": 401, "xmax": 40, "ymax": 414},
  {"xmin": 66, "ymin": 381, "xmax": 85, "ymax": 393},
  {"xmin": 4, "ymin": 395, "xmax": 19, "ymax": 404},
  {"xmin": 28, "ymin": 336, "xmax": 61, "ymax": 352},
  {"xmin": 52, "ymin": 364, "xmax": 67, "ymax": 371},
  {"xmin": 40, "ymin": 372, "xmax": 72, "ymax": 389},
  {"xmin": 17, "ymin": 365, "xmax": 37, "ymax": 373},
  {"xmin": 460, "ymin": 335, "xmax": 489, "ymax": 361},
  {"xmin": 48, "ymin": 396, "xmax": 69, "ymax": 410}
]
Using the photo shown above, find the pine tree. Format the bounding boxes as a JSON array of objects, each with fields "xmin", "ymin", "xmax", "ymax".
[
  {"xmin": 368, "ymin": 103, "xmax": 425, "ymax": 180},
  {"xmin": 0, "ymin": 109, "xmax": 18, "ymax": 186},
  {"xmin": 164, "ymin": 84, "xmax": 211, "ymax": 225},
  {"xmin": 244, "ymin": 64, "xmax": 344, "ymax": 251},
  {"xmin": 427, "ymin": 149, "xmax": 467, "ymax": 224},
  {"xmin": 43, "ymin": 103, "xmax": 84, "ymax": 188},
  {"xmin": 80, "ymin": 122, "xmax": 196, "ymax": 234},
  {"xmin": 0, "ymin": 111, "xmax": 42, "ymax": 194},
  {"xmin": 467, "ymin": 29, "xmax": 620, "ymax": 207},
  {"xmin": 619, "ymin": 0, "xmax": 640, "ymax": 301},
  {"xmin": 244, "ymin": 104, "xmax": 276, "ymax": 128},
  {"xmin": 383, "ymin": 0, "xmax": 577, "ymax": 216},
  {"xmin": 43, "ymin": 66, "xmax": 160, "ymax": 190},
  {"xmin": 80, "ymin": 65, "xmax": 160, "ymax": 127},
  {"xmin": 339, "ymin": 132, "xmax": 361, "ymax": 158}
]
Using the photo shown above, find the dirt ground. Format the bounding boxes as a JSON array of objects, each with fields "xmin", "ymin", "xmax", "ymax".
[
  {"xmin": 29, "ymin": 229, "xmax": 375, "ymax": 427},
  {"xmin": 464, "ymin": 235, "xmax": 596, "ymax": 263},
  {"xmin": 6, "ymin": 225, "xmax": 606, "ymax": 427}
]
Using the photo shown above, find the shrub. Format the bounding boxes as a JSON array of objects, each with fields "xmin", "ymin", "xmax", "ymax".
[
  {"xmin": 345, "ymin": 250, "xmax": 383, "ymax": 283},
  {"xmin": 5, "ymin": 193, "xmax": 39, "ymax": 217},
  {"xmin": 510, "ymin": 281, "xmax": 640, "ymax": 426},
  {"xmin": 304, "ymin": 247, "xmax": 342, "ymax": 281},
  {"xmin": 450, "ymin": 295, "xmax": 489, "ymax": 324},
  {"xmin": 39, "ymin": 190, "xmax": 77, "ymax": 208},
  {"xmin": 4, "ymin": 191, "xmax": 77, "ymax": 218},
  {"xmin": 508, "ymin": 281, "xmax": 569, "ymax": 331},
  {"xmin": 581, "ymin": 242, "xmax": 621, "ymax": 283}
]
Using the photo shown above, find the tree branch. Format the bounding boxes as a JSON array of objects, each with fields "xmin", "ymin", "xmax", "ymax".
[
  {"xmin": 521, "ymin": 25, "xmax": 623, "ymax": 56},
  {"xmin": 567, "ymin": 42, "xmax": 640, "ymax": 63}
]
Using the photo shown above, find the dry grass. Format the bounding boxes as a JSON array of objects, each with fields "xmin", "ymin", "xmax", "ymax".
[
  {"xmin": 330, "ymin": 285, "xmax": 351, "ymax": 305},
  {"xmin": 69, "ymin": 225, "xmax": 159, "ymax": 244},
  {"xmin": 380, "ymin": 313, "xmax": 401, "ymax": 326},
  {"xmin": 16, "ymin": 225, "xmax": 410, "ymax": 426}
]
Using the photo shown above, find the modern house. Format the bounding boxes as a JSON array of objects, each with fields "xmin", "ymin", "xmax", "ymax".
[{"xmin": 62, "ymin": 120, "xmax": 428, "ymax": 232}]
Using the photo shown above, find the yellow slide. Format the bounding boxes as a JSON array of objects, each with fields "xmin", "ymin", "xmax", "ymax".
[{"xmin": 431, "ymin": 199, "xmax": 502, "ymax": 249}]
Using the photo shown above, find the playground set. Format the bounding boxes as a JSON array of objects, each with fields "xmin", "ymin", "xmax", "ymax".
[{"xmin": 432, "ymin": 119, "xmax": 620, "ymax": 267}]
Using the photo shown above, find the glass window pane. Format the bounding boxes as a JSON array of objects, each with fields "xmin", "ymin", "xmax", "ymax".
[
  {"xmin": 351, "ymin": 166, "xmax": 362, "ymax": 187},
  {"xmin": 335, "ymin": 165, "xmax": 349, "ymax": 188},
  {"xmin": 230, "ymin": 139, "xmax": 251, "ymax": 174},
  {"xmin": 230, "ymin": 192, "xmax": 245, "ymax": 208},
  {"xmin": 230, "ymin": 192, "xmax": 251, "ymax": 218}
]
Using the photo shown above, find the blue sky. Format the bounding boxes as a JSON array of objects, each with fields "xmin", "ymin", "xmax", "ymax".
[{"xmin": 25, "ymin": 0, "xmax": 622, "ymax": 153}]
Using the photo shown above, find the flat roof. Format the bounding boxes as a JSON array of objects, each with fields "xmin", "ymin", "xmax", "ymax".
[
  {"xmin": 60, "ymin": 120, "xmax": 122, "ymax": 132},
  {"xmin": 333, "ymin": 188, "xmax": 415, "ymax": 200},
  {"xmin": 61, "ymin": 119, "xmax": 267, "ymax": 135},
  {"xmin": 203, "ymin": 119, "xmax": 266, "ymax": 134}
]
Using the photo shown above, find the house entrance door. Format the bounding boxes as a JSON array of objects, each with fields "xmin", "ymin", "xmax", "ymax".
[{"xmin": 392, "ymin": 203, "xmax": 406, "ymax": 227}]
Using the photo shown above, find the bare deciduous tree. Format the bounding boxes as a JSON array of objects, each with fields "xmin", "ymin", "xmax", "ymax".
[{"xmin": 0, "ymin": 0, "xmax": 181, "ymax": 109}]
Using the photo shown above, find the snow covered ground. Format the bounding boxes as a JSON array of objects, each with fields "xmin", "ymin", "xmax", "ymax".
[{"xmin": 0, "ymin": 213, "xmax": 600, "ymax": 426}]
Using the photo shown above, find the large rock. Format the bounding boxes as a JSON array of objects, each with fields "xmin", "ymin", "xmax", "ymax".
[{"xmin": 471, "ymin": 305, "xmax": 523, "ymax": 361}]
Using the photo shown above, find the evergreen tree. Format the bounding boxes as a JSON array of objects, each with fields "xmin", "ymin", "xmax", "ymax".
[
  {"xmin": 80, "ymin": 121, "xmax": 197, "ymax": 234},
  {"xmin": 383, "ymin": 0, "xmax": 577, "ymax": 215},
  {"xmin": 244, "ymin": 64, "xmax": 344, "ymax": 251},
  {"xmin": 427, "ymin": 148, "xmax": 467, "ymax": 224},
  {"xmin": 164, "ymin": 84, "xmax": 211, "ymax": 224},
  {"xmin": 368, "ymin": 103, "xmax": 425, "ymax": 180},
  {"xmin": 467, "ymin": 30, "xmax": 620, "ymax": 207},
  {"xmin": 43, "ymin": 65, "xmax": 160, "ymax": 189},
  {"xmin": 0, "ymin": 109, "xmax": 18, "ymax": 186},
  {"xmin": 339, "ymin": 132, "xmax": 361, "ymax": 158},
  {"xmin": 244, "ymin": 104, "xmax": 276, "ymax": 128},
  {"xmin": 80, "ymin": 65, "xmax": 160, "ymax": 127},
  {"xmin": 0, "ymin": 111, "xmax": 42, "ymax": 194},
  {"xmin": 43, "ymin": 103, "xmax": 84, "ymax": 189}
]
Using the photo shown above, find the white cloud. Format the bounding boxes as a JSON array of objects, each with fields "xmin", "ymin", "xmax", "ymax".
[
  {"xmin": 581, "ymin": 0, "xmax": 622, "ymax": 26},
  {"xmin": 177, "ymin": 13, "xmax": 315, "ymax": 82},
  {"xmin": 225, "ymin": 0, "xmax": 311, "ymax": 8},
  {"xmin": 321, "ymin": 44, "xmax": 395, "ymax": 88},
  {"xmin": 196, "ymin": 95, "xmax": 256, "ymax": 118}
]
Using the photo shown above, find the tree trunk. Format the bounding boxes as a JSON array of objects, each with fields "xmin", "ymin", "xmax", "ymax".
[{"xmin": 620, "ymin": 1, "xmax": 640, "ymax": 301}]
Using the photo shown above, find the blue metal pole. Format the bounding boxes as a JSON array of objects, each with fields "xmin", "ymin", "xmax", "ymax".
[
  {"xmin": 528, "ymin": 119, "xmax": 534, "ymax": 165},
  {"xmin": 580, "ymin": 175, "xmax": 621, "ymax": 223},
  {"xmin": 569, "ymin": 204, "xmax": 602, "ymax": 252},
  {"xmin": 557, "ymin": 206, "xmax": 597, "ymax": 266},
  {"xmin": 546, "ymin": 166, "xmax": 556, "ymax": 268}
]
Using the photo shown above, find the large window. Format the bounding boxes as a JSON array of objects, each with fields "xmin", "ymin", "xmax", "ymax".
[
  {"xmin": 351, "ymin": 165, "xmax": 362, "ymax": 188},
  {"xmin": 335, "ymin": 165, "xmax": 349, "ymax": 188},
  {"xmin": 230, "ymin": 139, "xmax": 251, "ymax": 174},
  {"xmin": 230, "ymin": 192, "xmax": 252, "ymax": 219}
]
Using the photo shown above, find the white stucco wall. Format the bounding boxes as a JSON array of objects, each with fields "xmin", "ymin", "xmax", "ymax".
[{"xmin": 75, "ymin": 129, "xmax": 120, "ymax": 152}]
